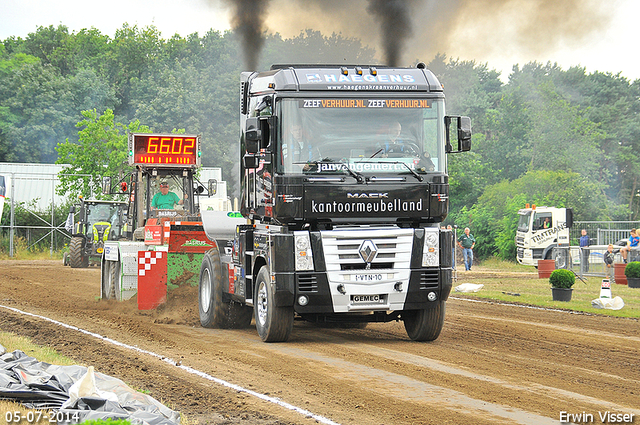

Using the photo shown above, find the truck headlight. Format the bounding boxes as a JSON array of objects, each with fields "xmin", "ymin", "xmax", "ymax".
[
  {"xmin": 294, "ymin": 232, "xmax": 314, "ymax": 271},
  {"xmin": 422, "ymin": 229, "xmax": 439, "ymax": 267}
]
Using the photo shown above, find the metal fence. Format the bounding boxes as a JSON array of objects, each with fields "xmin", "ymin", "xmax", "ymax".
[
  {"xmin": 571, "ymin": 221, "xmax": 640, "ymax": 245},
  {"xmin": 0, "ymin": 170, "xmax": 83, "ymax": 257},
  {"xmin": 553, "ymin": 245, "xmax": 640, "ymax": 278}
]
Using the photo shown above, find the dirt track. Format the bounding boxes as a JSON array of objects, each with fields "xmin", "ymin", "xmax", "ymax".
[{"xmin": 1, "ymin": 260, "xmax": 639, "ymax": 424}]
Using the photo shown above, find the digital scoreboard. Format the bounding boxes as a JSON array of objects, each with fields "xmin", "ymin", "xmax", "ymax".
[{"xmin": 128, "ymin": 133, "xmax": 201, "ymax": 167}]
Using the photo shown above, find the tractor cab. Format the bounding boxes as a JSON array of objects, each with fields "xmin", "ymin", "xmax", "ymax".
[{"xmin": 67, "ymin": 199, "xmax": 128, "ymax": 268}]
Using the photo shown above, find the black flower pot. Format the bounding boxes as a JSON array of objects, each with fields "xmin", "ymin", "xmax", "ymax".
[
  {"xmin": 627, "ymin": 277, "xmax": 640, "ymax": 288},
  {"xmin": 551, "ymin": 287, "xmax": 573, "ymax": 302}
]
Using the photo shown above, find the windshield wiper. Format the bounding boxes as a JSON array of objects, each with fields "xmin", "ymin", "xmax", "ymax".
[
  {"xmin": 339, "ymin": 159, "xmax": 365, "ymax": 183},
  {"xmin": 361, "ymin": 150, "xmax": 423, "ymax": 181},
  {"xmin": 384, "ymin": 160, "xmax": 423, "ymax": 181},
  {"xmin": 369, "ymin": 148, "xmax": 384, "ymax": 159}
]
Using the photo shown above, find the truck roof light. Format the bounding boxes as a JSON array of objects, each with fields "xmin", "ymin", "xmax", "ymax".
[
  {"xmin": 532, "ymin": 204, "xmax": 536, "ymax": 210},
  {"xmin": 268, "ymin": 83, "xmax": 275, "ymax": 89},
  {"xmin": 525, "ymin": 203, "xmax": 530, "ymax": 208},
  {"xmin": 355, "ymin": 66, "xmax": 363, "ymax": 75},
  {"xmin": 340, "ymin": 66, "xmax": 348, "ymax": 75},
  {"xmin": 370, "ymin": 67, "xmax": 377, "ymax": 76}
]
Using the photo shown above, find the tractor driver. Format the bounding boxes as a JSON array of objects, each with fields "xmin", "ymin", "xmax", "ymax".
[{"xmin": 151, "ymin": 181, "xmax": 184, "ymax": 210}]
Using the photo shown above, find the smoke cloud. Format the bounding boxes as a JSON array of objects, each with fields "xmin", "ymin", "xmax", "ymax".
[
  {"xmin": 220, "ymin": 0, "xmax": 270, "ymax": 70},
  {"xmin": 366, "ymin": 0, "xmax": 415, "ymax": 66},
  {"xmin": 267, "ymin": 0, "xmax": 613, "ymax": 68},
  {"xmin": 213, "ymin": 0, "xmax": 613, "ymax": 72}
]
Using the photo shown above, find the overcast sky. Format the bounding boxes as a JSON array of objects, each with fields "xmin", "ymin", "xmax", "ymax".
[{"xmin": 1, "ymin": 0, "xmax": 638, "ymax": 82}]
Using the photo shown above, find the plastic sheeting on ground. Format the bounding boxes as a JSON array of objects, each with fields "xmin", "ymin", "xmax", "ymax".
[
  {"xmin": 454, "ymin": 283, "xmax": 485, "ymax": 293},
  {"xmin": 591, "ymin": 296, "xmax": 625, "ymax": 310},
  {"xmin": 0, "ymin": 344, "xmax": 180, "ymax": 425}
]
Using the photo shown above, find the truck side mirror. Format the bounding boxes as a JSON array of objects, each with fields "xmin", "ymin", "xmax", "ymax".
[
  {"xmin": 458, "ymin": 116, "xmax": 472, "ymax": 151},
  {"xmin": 243, "ymin": 154, "xmax": 260, "ymax": 169},
  {"xmin": 102, "ymin": 176, "xmax": 112, "ymax": 194},
  {"xmin": 245, "ymin": 117, "xmax": 261, "ymax": 154},
  {"xmin": 445, "ymin": 116, "xmax": 472, "ymax": 153},
  {"xmin": 207, "ymin": 179, "xmax": 218, "ymax": 195},
  {"xmin": 566, "ymin": 208, "xmax": 573, "ymax": 228}
]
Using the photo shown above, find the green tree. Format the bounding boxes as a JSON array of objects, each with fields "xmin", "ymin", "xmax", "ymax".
[
  {"xmin": 449, "ymin": 170, "xmax": 608, "ymax": 260},
  {"xmin": 55, "ymin": 109, "xmax": 149, "ymax": 199}
]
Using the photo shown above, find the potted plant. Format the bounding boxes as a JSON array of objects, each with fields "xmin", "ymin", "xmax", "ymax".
[
  {"xmin": 549, "ymin": 269, "xmax": 575, "ymax": 301},
  {"xmin": 624, "ymin": 261, "xmax": 640, "ymax": 288}
]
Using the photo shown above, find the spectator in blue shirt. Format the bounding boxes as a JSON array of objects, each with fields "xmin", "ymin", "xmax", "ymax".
[
  {"xmin": 579, "ymin": 229, "xmax": 590, "ymax": 272},
  {"xmin": 621, "ymin": 228, "xmax": 639, "ymax": 263}
]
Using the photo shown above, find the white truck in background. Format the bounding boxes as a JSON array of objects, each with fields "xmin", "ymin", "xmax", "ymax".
[{"xmin": 515, "ymin": 205, "xmax": 573, "ymax": 267}]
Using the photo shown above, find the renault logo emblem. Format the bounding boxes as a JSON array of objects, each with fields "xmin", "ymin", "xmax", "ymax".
[{"xmin": 359, "ymin": 240, "xmax": 378, "ymax": 268}]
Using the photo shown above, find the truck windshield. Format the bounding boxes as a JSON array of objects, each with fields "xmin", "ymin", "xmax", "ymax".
[
  {"xmin": 517, "ymin": 212, "xmax": 531, "ymax": 232},
  {"xmin": 277, "ymin": 98, "xmax": 445, "ymax": 175}
]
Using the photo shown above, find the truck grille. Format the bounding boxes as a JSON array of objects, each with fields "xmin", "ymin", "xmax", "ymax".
[
  {"xmin": 320, "ymin": 228, "xmax": 413, "ymax": 271},
  {"xmin": 297, "ymin": 273, "xmax": 318, "ymax": 292},
  {"xmin": 419, "ymin": 270, "xmax": 439, "ymax": 290}
]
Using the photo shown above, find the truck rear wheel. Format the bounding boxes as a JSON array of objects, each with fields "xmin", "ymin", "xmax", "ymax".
[
  {"xmin": 254, "ymin": 266, "xmax": 293, "ymax": 342},
  {"xmin": 69, "ymin": 237, "xmax": 88, "ymax": 268},
  {"xmin": 403, "ymin": 301, "xmax": 446, "ymax": 341},
  {"xmin": 199, "ymin": 249, "xmax": 228, "ymax": 328}
]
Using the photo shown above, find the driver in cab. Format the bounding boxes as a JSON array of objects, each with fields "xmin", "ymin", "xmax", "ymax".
[
  {"xmin": 151, "ymin": 181, "xmax": 184, "ymax": 210},
  {"xmin": 379, "ymin": 121, "xmax": 435, "ymax": 171}
]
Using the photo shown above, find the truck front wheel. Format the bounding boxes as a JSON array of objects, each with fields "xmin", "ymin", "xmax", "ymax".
[
  {"xmin": 69, "ymin": 237, "xmax": 88, "ymax": 268},
  {"xmin": 254, "ymin": 266, "xmax": 293, "ymax": 342},
  {"xmin": 403, "ymin": 301, "xmax": 446, "ymax": 341},
  {"xmin": 199, "ymin": 249, "xmax": 227, "ymax": 328}
]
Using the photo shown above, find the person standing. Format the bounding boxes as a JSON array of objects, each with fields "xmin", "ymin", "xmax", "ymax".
[
  {"xmin": 604, "ymin": 244, "xmax": 615, "ymax": 281},
  {"xmin": 458, "ymin": 227, "xmax": 476, "ymax": 271},
  {"xmin": 579, "ymin": 229, "xmax": 590, "ymax": 272}
]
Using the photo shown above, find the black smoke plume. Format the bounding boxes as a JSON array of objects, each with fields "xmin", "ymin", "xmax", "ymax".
[
  {"xmin": 222, "ymin": 0, "xmax": 270, "ymax": 70},
  {"xmin": 366, "ymin": 0, "xmax": 414, "ymax": 66}
]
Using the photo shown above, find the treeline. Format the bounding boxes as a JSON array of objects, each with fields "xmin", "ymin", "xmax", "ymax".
[{"xmin": 2, "ymin": 24, "xmax": 639, "ymax": 259}]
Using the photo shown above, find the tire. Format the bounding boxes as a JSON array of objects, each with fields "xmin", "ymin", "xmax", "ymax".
[
  {"xmin": 102, "ymin": 261, "xmax": 120, "ymax": 300},
  {"xmin": 199, "ymin": 249, "xmax": 228, "ymax": 328},
  {"xmin": 554, "ymin": 250, "xmax": 569, "ymax": 269},
  {"xmin": 254, "ymin": 266, "xmax": 293, "ymax": 342},
  {"xmin": 101, "ymin": 260, "xmax": 111, "ymax": 299},
  {"xmin": 69, "ymin": 237, "xmax": 89, "ymax": 268},
  {"xmin": 403, "ymin": 301, "xmax": 446, "ymax": 341}
]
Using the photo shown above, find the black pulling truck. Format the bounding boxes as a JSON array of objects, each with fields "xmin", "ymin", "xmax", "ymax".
[{"xmin": 198, "ymin": 64, "xmax": 471, "ymax": 342}]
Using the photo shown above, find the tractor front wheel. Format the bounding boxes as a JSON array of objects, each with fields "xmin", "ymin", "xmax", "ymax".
[{"xmin": 69, "ymin": 237, "xmax": 88, "ymax": 268}]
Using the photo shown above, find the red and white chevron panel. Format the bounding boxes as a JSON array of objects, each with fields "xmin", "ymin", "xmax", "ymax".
[{"xmin": 137, "ymin": 251, "xmax": 167, "ymax": 310}]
